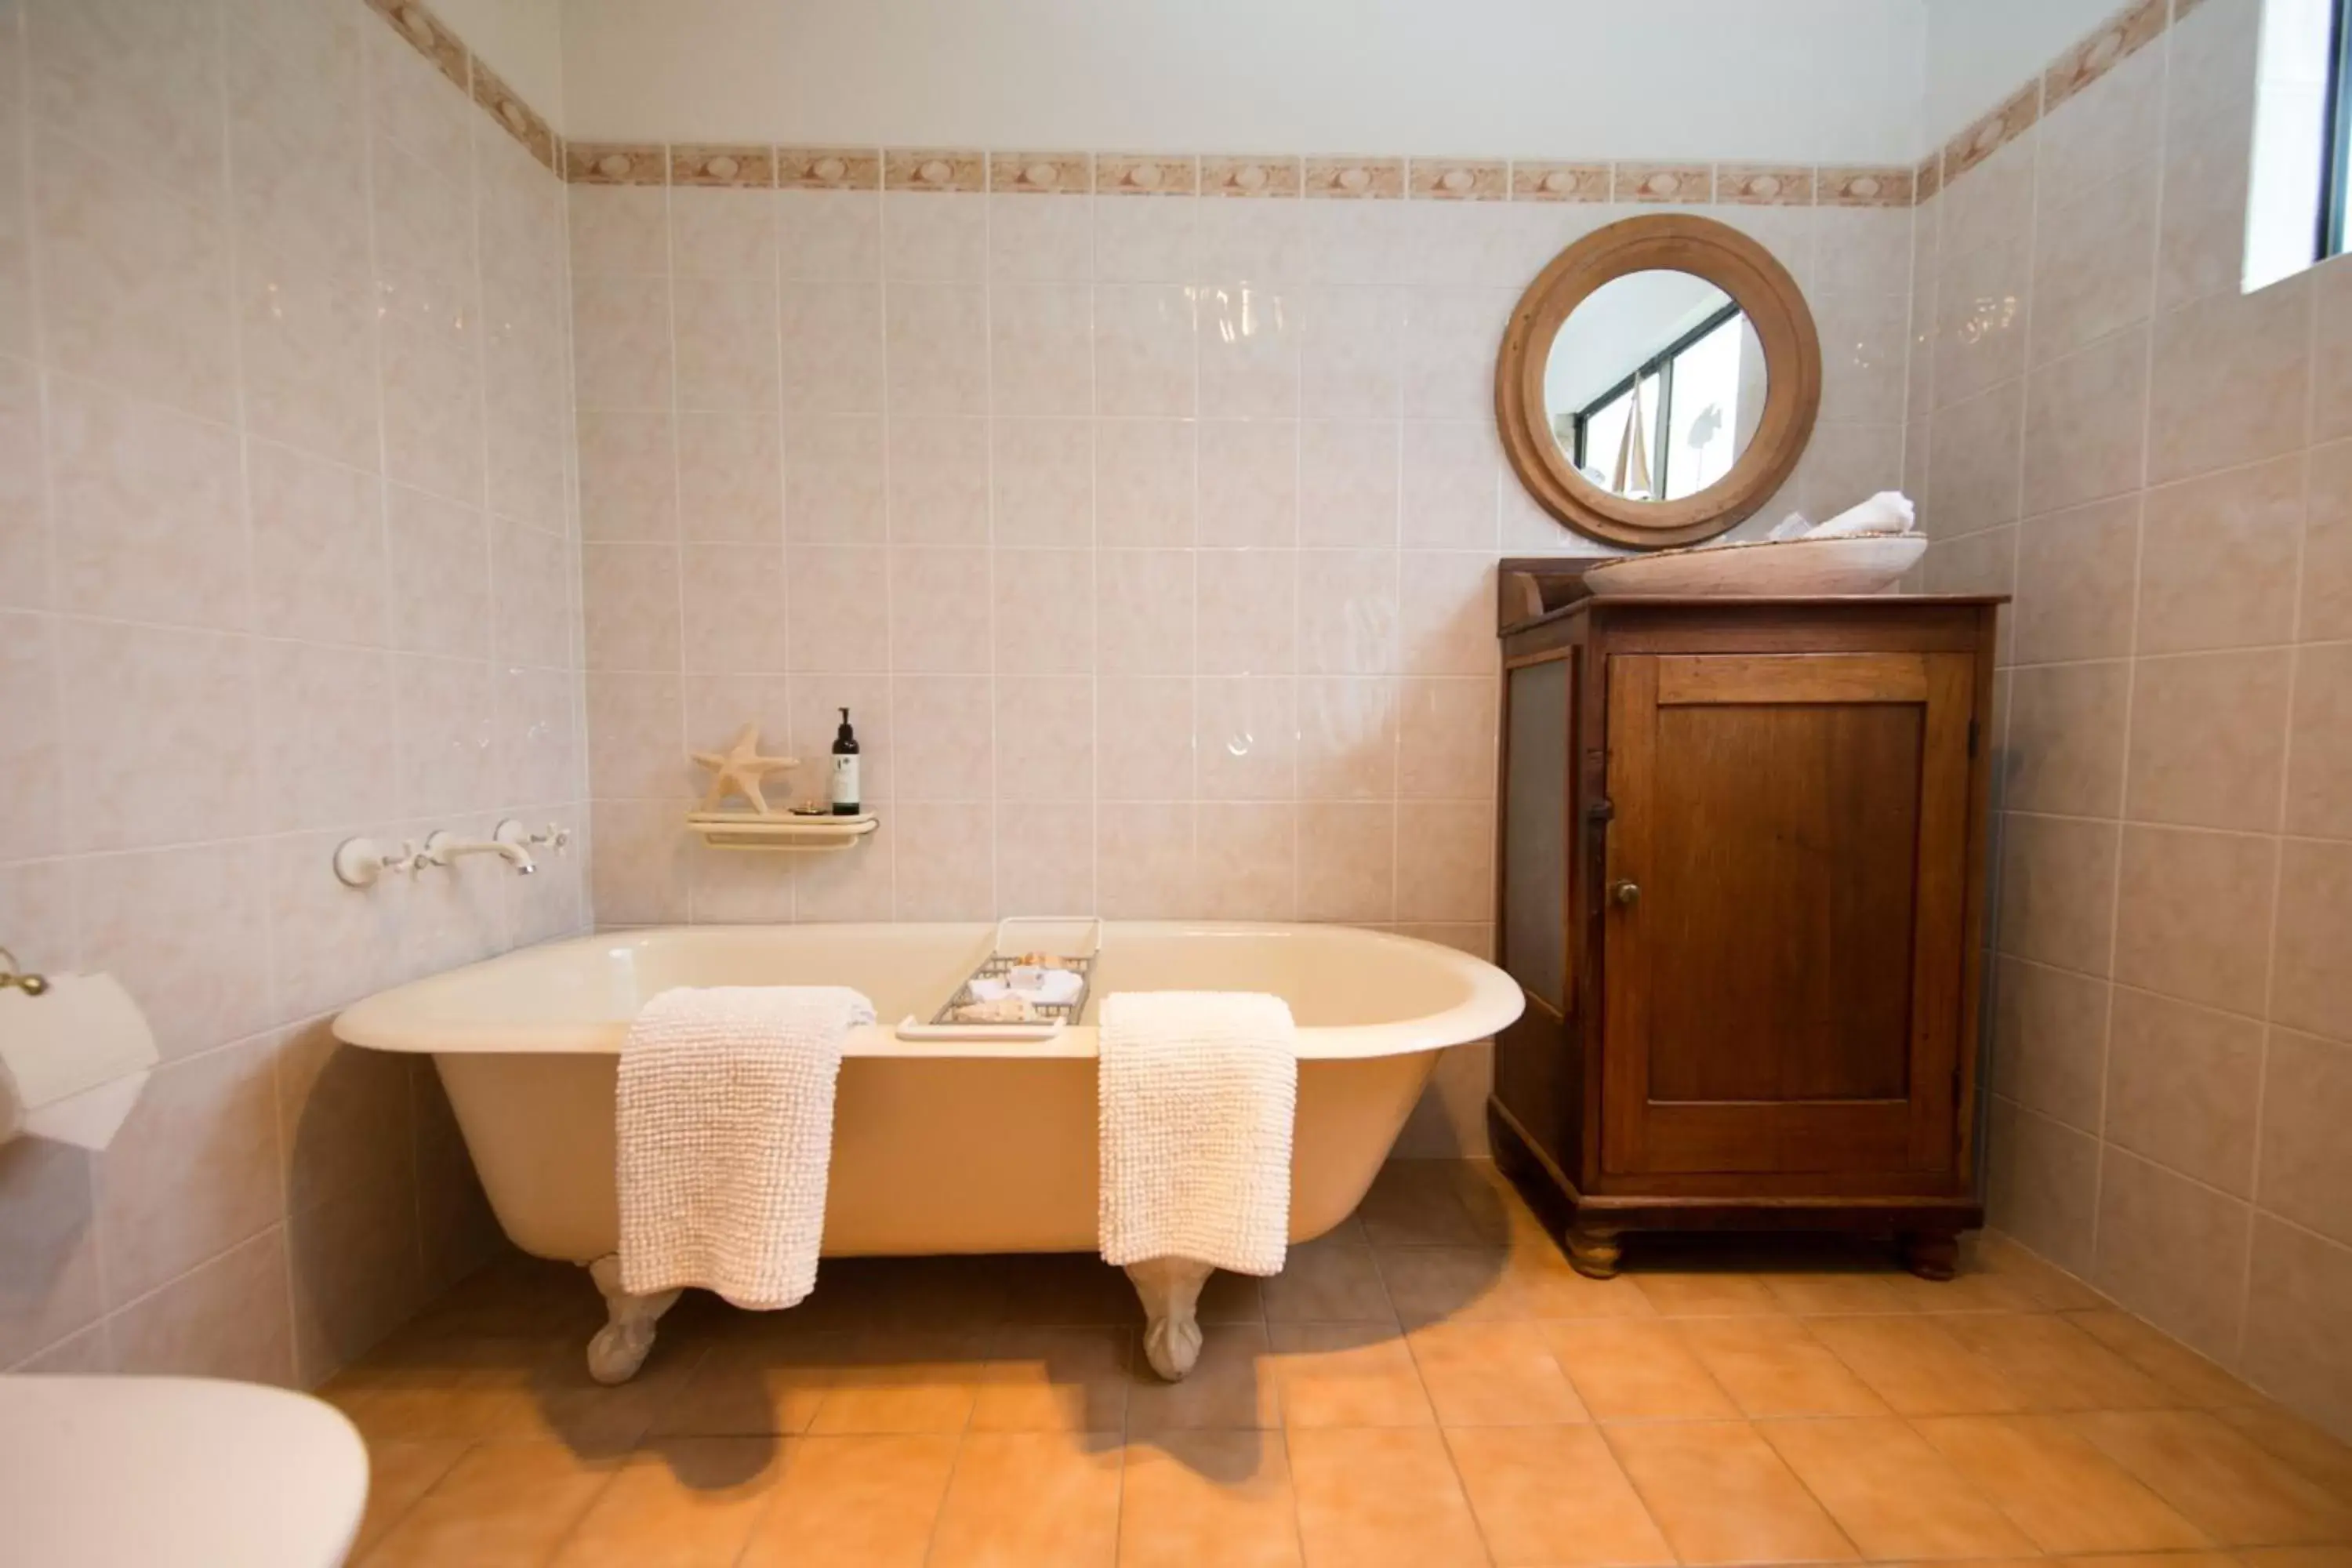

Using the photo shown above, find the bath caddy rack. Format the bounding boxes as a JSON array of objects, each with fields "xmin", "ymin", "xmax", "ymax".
[
  {"xmin": 895, "ymin": 916, "xmax": 1101, "ymax": 1043},
  {"xmin": 686, "ymin": 810, "xmax": 877, "ymax": 851}
]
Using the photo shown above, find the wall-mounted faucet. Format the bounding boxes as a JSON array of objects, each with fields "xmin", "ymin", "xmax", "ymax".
[
  {"xmin": 422, "ymin": 829, "xmax": 535, "ymax": 874},
  {"xmin": 333, "ymin": 819, "xmax": 572, "ymax": 888}
]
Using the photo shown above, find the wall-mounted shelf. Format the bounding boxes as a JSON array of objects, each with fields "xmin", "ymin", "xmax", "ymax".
[{"xmin": 687, "ymin": 811, "xmax": 877, "ymax": 851}]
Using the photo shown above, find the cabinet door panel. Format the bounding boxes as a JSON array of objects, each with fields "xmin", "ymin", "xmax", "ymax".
[{"xmin": 1602, "ymin": 651, "xmax": 1971, "ymax": 1178}]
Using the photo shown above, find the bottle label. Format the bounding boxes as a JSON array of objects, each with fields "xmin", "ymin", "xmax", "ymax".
[{"xmin": 830, "ymin": 754, "xmax": 860, "ymax": 808}]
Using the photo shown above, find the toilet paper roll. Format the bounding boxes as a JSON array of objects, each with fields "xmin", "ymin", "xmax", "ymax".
[{"xmin": 0, "ymin": 973, "xmax": 157, "ymax": 1151}]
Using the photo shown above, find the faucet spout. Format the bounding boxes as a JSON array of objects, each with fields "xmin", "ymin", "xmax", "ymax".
[{"xmin": 419, "ymin": 829, "xmax": 535, "ymax": 874}]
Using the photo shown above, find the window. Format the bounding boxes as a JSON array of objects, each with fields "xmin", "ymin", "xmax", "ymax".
[
  {"xmin": 2326, "ymin": 0, "xmax": 2352, "ymax": 257},
  {"xmin": 2245, "ymin": 0, "xmax": 2344, "ymax": 289},
  {"xmin": 1570, "ymin": 303, "xmax": 1746, "ymax": 503}
]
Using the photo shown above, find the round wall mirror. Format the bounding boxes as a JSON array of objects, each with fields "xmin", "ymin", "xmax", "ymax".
[{"xmin": 1497, "ymin": 215, "xmax": 1820, "ymax": 550}]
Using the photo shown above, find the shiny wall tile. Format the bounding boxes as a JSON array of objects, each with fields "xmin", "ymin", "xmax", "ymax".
[
  {"xmin": 0, "ymin": 0, "xmax": 586, "ymax": 1392},
  {"xmin": 1924, "ymin": 0, "xmax": 2352, "ymax": 1441}
]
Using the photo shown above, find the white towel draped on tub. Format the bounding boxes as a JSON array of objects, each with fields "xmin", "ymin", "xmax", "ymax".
[
  {"xmin": 1097, "ymin": 991, "xmax": 1298, "ymax": 1277},
  {"xmin": 616, "ymin": 985, "xmax": 874, "ymax": 1308}
]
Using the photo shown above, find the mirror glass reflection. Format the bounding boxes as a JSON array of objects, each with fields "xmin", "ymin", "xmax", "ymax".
[{"xmin": 1543, "ymin": 270, "xmax": 1766, "ymax": 503}]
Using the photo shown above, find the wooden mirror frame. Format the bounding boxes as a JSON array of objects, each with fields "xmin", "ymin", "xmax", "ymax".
[{"xmin": 1497, "ymin": 213, "xmax": 1821, "ymax": 550}]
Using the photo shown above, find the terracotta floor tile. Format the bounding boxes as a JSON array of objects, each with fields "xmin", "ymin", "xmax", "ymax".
[
  {"xmin": 1441, "ymin": 1159, "xmax": 1548, "ymax": 1248},
  {"xmin": 927, "ymin": 1430, "xmax": 1124, "ymax": 1568},
  {"xmin": 1544, "ymin": 1318, "xmax": 1740, "ymax": 1421},
  {"xmin": 1406, "ymin": 1319, "xmax": 1590, "ymax": 1426},
  {"xmin": 547, "ymin": 1437, "xmax": 781, "ymax": 1567},
  {"xmin": 2067, "ymin": 1409, "xmax": 2352, "ymax": 1545},
  {"xmin": 826, "ymin": 1255, "xmax": 1013, "ymax": 1332},
  {"xmin": 1675, "ymin": 1316, "xmax": 1889, "ymax": 1417},
  {"xmin": 1269, "ymin": 1322, "xmax": 1435, "ymax": 1428},
  {"xmin": 1118, "ymin": 1430, "xmax": 1303, "ymax": 1568},
  {"xmin": 2065, "ymin": 1310, "xmax": 2266, "ymax": 1407},
  {"xmin": 1602, "ymin": 1419, "xmax": 1860, "ymax": 1564},
  {"xmin": 1804, "ymin": 1315, "xmax": 2026, "ymax": 1415},
  {"xmin": 1973, "ymin": 1233, "xmax": 2113, "ymax": 1310},
  {"xmin": 1936, "ymin": 1313, "xmax": 2173, "ymax": 1411},
  {"xmin": 359, "ymin": 1439, "xmax": 618, "ymax": 1567},
  {"xmin": 1287, "ymin": 1426, "xmax": 1490, "ymax": 1568},
  {"xmin": 1126, "ymin": 1323, "xmax": 1279, "ymax": 1432},
  {"xmin": 1196, "ymin": 1267, "xmax": 1267, "ymax": 1324},
  {"xmin": 1262, "ymin": 1234, "xmax": 1397, "ymax": 1323},
  {"xmin": 1629, "ymin": 1270, "xmax": 1784, "ymax": 1316},
  {"xmin": 1879, "ymin": 1266, "xmax": 2053, "ymax": 1313},
  {"xmin": 1504, "ymin": 1243, "xmax": 1663, "ymax": 1319},
  {"xmin": 969, "ymin": 1326, "xmax": 1132, "ymax": 1433},
  {"xmin": 1373, "ymin": 1247, "xmax": 1519, "ymax": 1325},
  {"xmin": 2215, "ymin": 1404, "xmax": 2352, "ymax": 1497},
  {"xmin": 1376, "ymin": 1245, "xmax": 1655, "ymax": 1329},
  {"xmin": 1759, "ymin": 1271, "xmax": 1918, "ymax": 1316},
  {"xmin": 1914, "ymin": 1414, "xmax": 2211, "ymax": 1554},
  {"xmin": 804, "ymin": 1330, "xmax": 985, "ymax": 1434},
  {"xmin": 325, "ymin": 1335, "xmax": 566, "ymax": 1443},
  {"xmin": 1759, "ymin": 1416, "xmax": 2038, "ymax": 1559},
  {"xmin": 350, "ymin": 1439, "xmax": 469, "ymax": 1558},
  {"xmin": 1358, "ymin": 1160, "xmax": 1488, "ymax": 1247},
  {"xmin": 650, "ymin": 1331, "xmax": 845, "ymax": 1435},
  {"xmin": 1446, "ymin": 1424, "xmax": 1675, "ymax": 1566},
  {"xmin": 735, "ymin": 1433, "xmax": 956, "ymax": 1568},
  {"xmin": 998, "ymin": 1253, "xmax": 1147, "ymax": 1328},
  {"xmin": 489, "ymin": 1331, "xmax": 712, "ymax": 1455},
  {"xmin": 2234, "ymin": 1550, "xmax": 2352, "ymax": 1568}
]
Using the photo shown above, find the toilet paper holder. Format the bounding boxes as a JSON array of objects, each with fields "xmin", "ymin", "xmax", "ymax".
[{"xmin": 0, "ymin": 947, "xmax": 47, "ymax": 997}]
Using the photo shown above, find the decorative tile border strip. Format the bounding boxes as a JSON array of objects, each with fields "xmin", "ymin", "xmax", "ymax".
[
  {"xmin": 358, "ymin": 0, "xmax": 561, "ymax": 173},
  {"xmin": 672, "ymin": 144, "xmax": 774, "ymax": 187},
  {"xmin": 550, "ymin": 143, "xmax": 1921, "ymax": 209},
  {"xmin": 1409, "ymin": 159, "xmax": 1508, "ymax": 201},
  {"xmin": 1096, "ymin": 155, "xmax": 1198, "ymax": 196},
  {"xmin": 779, "ymin": 148, "xmax": 880, "ymax": 191},
  {"xmin": 355, "ymin": 0, "xmax": 2178, "ymax": 212},
  {"xmin": 884, "ymin": 150, "xmax": 985, "ymax": 192},
  {"xmin": 1203, "ymin": 157, "xmax": 1301, "ymax": 198},
  {"xmin": 567, "ymin": 143, "xmax": 667, "ymax": 186},
  {"xmin": 1617, "ymin": 163, "xmax": 1712, "ymax": 204},
  {"xmin": 990, "ymin": 152, "xmax": 1091, "ymax": 194},
  {"xmin": 1924, "ymin": 0, "xmax": 2180, "ymax": 200},
  {"xmin": 1304, "ymin": 158, "xmax": 1404, "ymax": 198},
  {"xmin": 1512, "ymin": 162, "xmax": 1610, "ymax": 202},
  {"xmin": 1719, "ymin": 165, "xmax": 1815, "ymax": 206},
  {"xmin": 1821, "ymin": 165, "xmax": 1915, "ymax": 207}
]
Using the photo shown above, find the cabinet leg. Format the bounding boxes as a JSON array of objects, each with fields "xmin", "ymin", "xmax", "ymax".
[
  {"xmin": 1563, "ymin": 1224, "xmax": 1623, "ymax": 1279},
  {"xmin": 1902, "ymin": 1230, "xmax": 1961, "ymax": 1282}
]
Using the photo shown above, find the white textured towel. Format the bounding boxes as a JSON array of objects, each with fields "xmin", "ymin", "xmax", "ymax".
[
  {"xmin": 616, "ymin": 985, "xmax": 873, "ymax": 1307},
  {"xmin": 1097, "ymin": 991, "xmax": 1298, "ymax": 1277}
]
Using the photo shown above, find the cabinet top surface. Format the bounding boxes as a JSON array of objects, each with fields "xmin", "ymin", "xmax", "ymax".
[{"xmin": 1500, "ymin": 592, "xmax": 2008, "ymax": 637}]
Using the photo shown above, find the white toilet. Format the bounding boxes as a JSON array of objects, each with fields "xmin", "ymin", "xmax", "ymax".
[{"xmin": 0, "ymin": 1376, "xmax": 369, "ymax": 1567}]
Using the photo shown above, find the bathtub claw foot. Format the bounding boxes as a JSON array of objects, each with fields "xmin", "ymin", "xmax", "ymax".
[
  {"xmin": 585, "ymin": 1254, "xmax": 680, "ymax": 1385},
  {"xmin": 1124, "ymin": 1258, "xmax": 1215, "ymax": 1381}
]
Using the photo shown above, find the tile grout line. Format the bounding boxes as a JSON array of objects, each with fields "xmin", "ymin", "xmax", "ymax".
[
  {"xmin": 2234, "ymin": 217, "xmax": 2332, "ymax": 1363},
  {"xmin": 2080, "ymin": 0, "xmax": 2172, "ymax": 1301}
]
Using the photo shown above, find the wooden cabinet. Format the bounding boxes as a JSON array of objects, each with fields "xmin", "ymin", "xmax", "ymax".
[{"xmin": 1490, "ymin": 567, "xmax": 2003, "ymax": 1279}]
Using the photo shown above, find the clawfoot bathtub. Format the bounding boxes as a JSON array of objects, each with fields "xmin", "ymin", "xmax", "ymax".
[{"xmin": 333, "ymin": 922, "xmax": 1523, "ymax": 1381}]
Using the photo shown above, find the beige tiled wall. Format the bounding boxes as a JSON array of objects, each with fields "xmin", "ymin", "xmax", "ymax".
[
  {"xmin": 0, "ymin": 0, "xmax": 586, "ymax": 1385},
  {"xmin": 1916, "ymin": 0, "xmax": 2352, "ymax": 1437},
  {"xmin": 565, "ymin": 158, "xmax": 1915, "ymax": 1156}
]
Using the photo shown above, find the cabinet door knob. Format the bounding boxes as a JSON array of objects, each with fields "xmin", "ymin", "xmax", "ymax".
[{"xmin": 1610, "ymin": 879, "xmax": 1642, "ymax": 908}]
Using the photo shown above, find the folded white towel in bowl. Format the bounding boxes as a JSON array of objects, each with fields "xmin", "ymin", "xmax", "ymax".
[
  {"xmin": 616, "ymin": 985, "xmax": 874, "ymax": 1308},
  {"xmin": 1098, "ymin": 991, "xmax": 1298, "ymax": 1277},
  {"xmin": 1806, "ymin": 490, "xmax": 1915, "ymax": 539}
]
